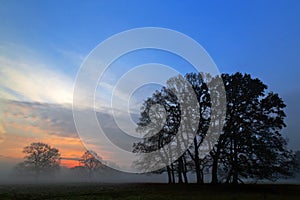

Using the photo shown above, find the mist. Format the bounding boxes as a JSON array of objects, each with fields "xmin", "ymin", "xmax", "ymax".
[{"xmin": 0, "ymin": 161, "xmax": 168, "ymax": 185}]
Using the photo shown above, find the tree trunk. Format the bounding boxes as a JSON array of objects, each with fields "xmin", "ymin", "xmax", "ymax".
[
  {"xmin": 182, "ymin": 156, "xmax": 188, "ymax": 184},
  {"xmin": 193, "ymin": 138, "xmax": 203, "ymax": 184},
  {"xmin": 232, "ymin": 137, "xmax": 238, "ymax": 184},
  {"xmin": 167, "ymin": 166, "xmax": 172, "ymax": 184},
  {"xmin": 171, "ymin": 163, "xmax": 175, "ymax": 184},
  {"xmin": 211, "ymin": 149, "xmax": 220, "ymax": 184},
  {"xmin": 177, "ymin": 159, "xmax": 183, "ymax": 184},
  {"xmin": 211, "ymin": 158, "xmax": 218, "ymax": 184},
  {"xmin": 195, "ymin": 160, "xmax": 203, "ymax": 184}
]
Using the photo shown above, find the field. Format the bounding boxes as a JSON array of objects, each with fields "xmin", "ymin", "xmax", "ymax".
[{"xmin": 0, "ymin": 183, "xmax": 299, "ymax": 200}]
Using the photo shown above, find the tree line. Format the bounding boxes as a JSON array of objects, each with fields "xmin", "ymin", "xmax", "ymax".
[
  {"xmin": 133, "ymin": 72, "xmax": 298, "ymax": 184},
  {"xmin": 15, "ymin": 142, "xmax": 108, "ymax": 179}
]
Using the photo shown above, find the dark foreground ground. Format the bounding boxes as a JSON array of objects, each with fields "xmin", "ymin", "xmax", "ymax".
[{"xmin": 0, "ymin": 183, "xmax": 299, "ymax": 200}]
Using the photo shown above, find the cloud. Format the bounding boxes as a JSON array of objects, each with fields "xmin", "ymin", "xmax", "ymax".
[
  {"xmin": 1, "ymin": 100, "xmax": 78, "ymax": 138},
  {"xmin": 0, "ymin": 42, "xmax": 169, "ymax": 170},
  {"xmin": 0, "ymin": 99, "xmax": 142, "ymax": 169},
  {"xmin": 0, "ymin": 42, "xmax": 75, "ymax": 104},
  {"xmin": 0, "ymin": 99, "xmax": 85, "ymax": 163},
  {"xmin": 0, "ymin": 57, "xmax": 74, "ymax": 104},
  {"xmin": 0, "ymin": 43, "xmax": 166, "ymax": 116},
  {"xmin": 54, "ymin": 47, "xmax": 85, "ymax": 66}
]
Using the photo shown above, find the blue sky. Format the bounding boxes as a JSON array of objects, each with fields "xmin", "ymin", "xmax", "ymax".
[
  {"xmin": 1, "ymin": 0, "xmax": 300, "ymax": 92},
  {"xmin": 0, "ymin": 0, "xmax": 300, "ymax": 167}
]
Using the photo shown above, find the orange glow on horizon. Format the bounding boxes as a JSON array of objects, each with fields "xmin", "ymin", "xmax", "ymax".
[
  {"xmin": 0, "ymin": 103, "xmax": 112, "ymax": 168},
  {"xmin": 61, "ymin": 159, "xmax": 81, "ymax": 168}
]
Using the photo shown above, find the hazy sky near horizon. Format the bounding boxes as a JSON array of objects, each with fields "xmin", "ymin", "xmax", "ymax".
[{"xmin": 0, "ymin": 0, "xmax": 300, "ymax": 169}]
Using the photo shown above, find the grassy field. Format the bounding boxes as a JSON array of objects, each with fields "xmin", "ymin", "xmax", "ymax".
[{"xmin": 0, "ymin": 183, "xmax": 299, "ymax": 200}]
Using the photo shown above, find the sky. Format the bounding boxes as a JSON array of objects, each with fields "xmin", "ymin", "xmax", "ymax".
[{"xmin": 0, "ymin": 0, "xmax": 300, "ymax": 170}]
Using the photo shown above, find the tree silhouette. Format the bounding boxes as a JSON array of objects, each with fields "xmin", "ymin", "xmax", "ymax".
[
  {"xmin": 80, "ymin": 150, "xmax": 104, "ymax": 177},
  {"xmin": 210, "ymin": 73, "xmax": 297, "ymax": 184},
  {"xmin": 133, "ymin": 75, "xmax": 197, "ymax": 183},
  {"xmin": 16, "ymin": 142, "xmax": 61, "ymax": 178},
  {"xmin": 133, "ymin": 74, "xmax": 222, "ymax": 183},
  {"xmin": 133, "ymin": 72, "xmax": 297, "ymax": 184}
]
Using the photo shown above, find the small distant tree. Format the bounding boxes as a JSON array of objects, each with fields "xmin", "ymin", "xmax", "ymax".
[
  {"xmin": 16, "ymin": 142, "xmax": 61, "ymax": 178},
  {"xmin": 80, "ymin": 150, "xmax": 104, "ymax": 177}
]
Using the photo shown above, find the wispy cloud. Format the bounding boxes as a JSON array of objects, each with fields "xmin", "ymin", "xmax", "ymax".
[
  {"xmin": 0, "ymin": 99, "xmax": 87, "ymax": 165},
  {"xmin": 0, "ymin": 124, "xmax": 5, "ymax": 143},
  {"xmin": 0, "ymin": 55, "xmax": 74, "ymax": 104}
]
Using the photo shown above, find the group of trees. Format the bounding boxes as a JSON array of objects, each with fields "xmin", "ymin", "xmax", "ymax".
[
  {"xmin": 14, "ymin": 72, "xmax": 298, "ymax": 184},
  {"xmin": 133, "ymin": 72, "xmax": 298, "ymax": 184},
  {"xmin": 15, "ymin": 142, "xmax": 105, "ymax": 179}
]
